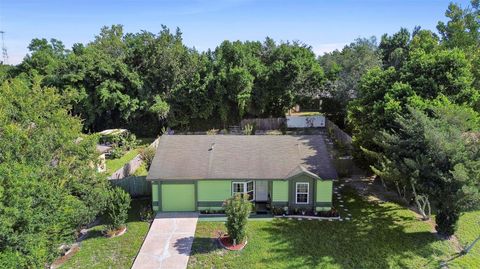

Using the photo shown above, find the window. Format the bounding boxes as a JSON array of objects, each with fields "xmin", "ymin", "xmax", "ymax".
[
  {"xmin": 232, "ymin": 182, "xmax": 244, "ymax": 195},
  {"xmin": 246, "ymin": 181, "xmax": 254, "ymax": 199},
  {"xmin": 232, "ymin": 181, "xmax": 255, "ymax": 201},
  {"xmin": 296, "ymin": 182, "xmax": 309, "ymax": 204}
]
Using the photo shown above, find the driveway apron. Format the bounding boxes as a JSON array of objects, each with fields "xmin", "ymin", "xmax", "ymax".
[{"xmin": 132, "ymin": 212, "xmax": 199, "ymax": 269}]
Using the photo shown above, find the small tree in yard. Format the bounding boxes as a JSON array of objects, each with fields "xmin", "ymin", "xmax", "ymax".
[
  {"xmin": 224, "ymin": 194, "xmax": 252, "ymax": 245},
  {"xmin": 105, "ymin": 187, "xmax": 131, "ymax": 232},
  {"xmin": 375, "ymin": 103, "xmax": 480, "ymax": 237}
]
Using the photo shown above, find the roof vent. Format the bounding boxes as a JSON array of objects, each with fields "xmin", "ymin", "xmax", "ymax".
[{"xmin": 208, "ymin": 143, "xmax": 215, "ymax": 151}]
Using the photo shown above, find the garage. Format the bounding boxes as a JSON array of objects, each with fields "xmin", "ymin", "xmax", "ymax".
[{"xmin": 161, "ymin": 183, "xmax": 196, "ymax": 211}]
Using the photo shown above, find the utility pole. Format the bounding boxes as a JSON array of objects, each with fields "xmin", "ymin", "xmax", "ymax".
[{"xmin": 0, "ymin": 30, "xmax": 8, "ymax": 64}]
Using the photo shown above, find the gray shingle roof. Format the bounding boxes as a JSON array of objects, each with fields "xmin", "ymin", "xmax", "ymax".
[{"xmin": 146, "ymin": 135, "xmax": 337, "ymax": 181}]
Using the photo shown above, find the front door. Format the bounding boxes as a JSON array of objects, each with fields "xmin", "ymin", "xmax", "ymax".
[{"xmin": 255, "ymin": 180, "xmax": 268, "ymax": 201}]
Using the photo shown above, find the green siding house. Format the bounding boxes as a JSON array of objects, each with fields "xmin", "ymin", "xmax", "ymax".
[{"xmin": 147, "ymin": 135, "xmax": 337, "ymax": 213}]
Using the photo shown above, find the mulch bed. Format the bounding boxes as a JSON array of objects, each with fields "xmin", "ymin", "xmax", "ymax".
[
  {"xmin": 218, "ymin": 234, "xmax": 247, "ymax": 251},
  {"xmin": 50, "ymin": 244, "xmax": 79, "ymax": 269},
  {"xmin": 104, "ymin": 226, "xmax": 127, "ymax": 238}
]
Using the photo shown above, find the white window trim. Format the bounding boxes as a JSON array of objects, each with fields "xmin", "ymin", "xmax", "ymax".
[
  {"xmin": 295, "ymin": 182, "xmax": 309, "ymax": 204},
  {"xmin": 232, "ymin": 181, "xmax": 255, "ymax": 201}
]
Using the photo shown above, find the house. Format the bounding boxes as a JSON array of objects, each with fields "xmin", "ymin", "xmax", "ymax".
[{"xmin": 146, "ymin": 135, "xmax": 337, "ymax": 213}]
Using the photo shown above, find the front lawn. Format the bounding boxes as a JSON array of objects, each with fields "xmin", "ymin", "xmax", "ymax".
[
  {"xmin": 188, "ymin": 187, "xmax": 468, "ymax": 269},
  {"xmin": 61, "ymin": 199, "xmax": 150, "ymax": 269}
]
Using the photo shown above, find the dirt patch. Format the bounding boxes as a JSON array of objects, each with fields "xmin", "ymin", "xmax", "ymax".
[{"xmin": 50, "ymin": 244, "xmax": 80, "ymax": 269}]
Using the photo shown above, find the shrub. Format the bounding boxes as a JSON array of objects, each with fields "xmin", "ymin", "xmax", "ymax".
[
  {"xmin": 223, "ymin": 194, "xmax": 252, "ymax": 244},
  {"xmin": 242, "ymin": 123, "xmax": 254, "ymax": 135},
  {"xmin": 105, "ymin": 187, "xmax": 131, "ymax": 231},
  {"xmin": 207, "ymin": 128, "xmax": 219, "ymax": 135},
  {"xmin": 139, "ymin": 146, "xmax": 156, "ymax": 169},
  {"xmin": 139, "ymin": 203, "xmax": 154, "ymax": 222},
  {"xmin": 435, "ymin": 209, "xmax": 460, "ymax": 237},
  {"xmin": 272, "ymin": 206, "xmax": 286, "ymax": 215},
  {"xmin": 109, "ymin": 147, "xmax": 124, "ymax": 159}
]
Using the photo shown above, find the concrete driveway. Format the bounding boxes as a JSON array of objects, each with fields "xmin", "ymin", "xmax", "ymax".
[{"xmin": 132, "ymin": 212, "xmax": 199, "ymax": 269}]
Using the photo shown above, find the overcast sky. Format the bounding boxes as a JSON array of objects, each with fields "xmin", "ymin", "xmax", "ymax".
[{"xmin": 0, "ymin": 0, "xmax": 472, "ymax": 64}]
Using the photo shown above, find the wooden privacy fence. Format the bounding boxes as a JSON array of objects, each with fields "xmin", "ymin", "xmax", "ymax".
[
  {"xmin": 109, "ymin": 176, "xmax": 151, "ymax": 198},
  {"xmin": 325, "ymin": 118, "xmax": 353, "ymax": 148},
  {"xmin": 241, "ymin": 118, "xmax": 286, "ymax": 130}
]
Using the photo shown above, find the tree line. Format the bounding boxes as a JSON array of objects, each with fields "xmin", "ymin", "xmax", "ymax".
[
  {"xmin": 1, "ymin": 26, "xmax": 327, "ymax": 136},
  {"xmin": 347, "ymin": 1, "xmax": 480, "ymax": 237}
]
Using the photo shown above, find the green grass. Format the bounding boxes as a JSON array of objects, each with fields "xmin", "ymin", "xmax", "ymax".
[
  {"xmin": 105, "ymin": 148, "xmax": 141, "ymax": 174},
  {"xmin": 450, "ymin": 210, "xmax": 480, "ymax": 268},
  {"xmin": 105, "ymin": 137, "xmax": 156, "ymax": 175},
  {"xmin": 132, "ymin": 162, "xmax": 148, "ymax": 176},
  {"xmin": 188, "ymin": 187, "xmax": 462, "ymax": 269},
  {"xmin": 61, "ymin": 199, "xmax": 150, "ymax": 269}
]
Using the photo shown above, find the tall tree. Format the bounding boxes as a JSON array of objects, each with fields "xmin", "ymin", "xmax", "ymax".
[
  {"xmin": 0, "ymin": 77, "xmax": 109, "ymax": 267},
  {"xmin": 437, "ymin": 0, "xmax": 480, "ymax": 90},
  {"xmin": 375, "ymin": 101, "xmax": 480, "ymax": 236},
  {"xmin": 348, "ymin": 43, "xmax": 478, "ymax": 166},
  {"xmin": 319, "ymin": 37, "xmax": 381, "ymax": 128},
  {"xmin": 379, "ymin": 28, "xmax": 412, "ymax": 69}
]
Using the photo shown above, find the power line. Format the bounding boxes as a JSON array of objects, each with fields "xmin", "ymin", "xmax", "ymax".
[{"xmin": 0, "ymin": 30, "xmax": 8, "ymax": 64}]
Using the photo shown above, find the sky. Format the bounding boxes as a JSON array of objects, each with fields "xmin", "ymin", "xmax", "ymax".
[{"xmin": 0, "ymin": 0, "xmax": 473, "ymax": 64}]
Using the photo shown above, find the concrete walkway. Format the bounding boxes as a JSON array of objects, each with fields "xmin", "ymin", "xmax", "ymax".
[{"xmin": 132, "ymin": 212, "xmax": 199, "ymax": 269}]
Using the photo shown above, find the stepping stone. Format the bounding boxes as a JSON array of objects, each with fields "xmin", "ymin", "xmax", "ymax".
[
  {"xmin": 288, "ymin": 217, "xmax": 292, "ymax": 220},
  {"xmin": 339, "ymin": 218, "xmax": 343, "ymax": 221},
  {"xmin": 328, "ymin": 219, "xmax": 333, "ymax": 221},
  {"xmin": 344, "ymin": 209, "xmax": 349, "ymax": 212},
  {"xmin": 345, "ymin": 217, "xmax": 351, "ymax": 221},
  {"xmin": 297, "ymin": 218, "xmax": 302, "ymax": 221},
  {"xmin": 308, "ymin": 218, "xmax": 312, "ymax": 221},
  {"xmin": 339, "ymin": 204, "xmax": 344, "ymax": 207},
  {"xmin": 347, "ymin": 213, "xmax": 352, "ymax": 217}
]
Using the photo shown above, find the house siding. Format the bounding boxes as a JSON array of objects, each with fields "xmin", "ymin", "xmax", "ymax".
[
  {"xmin": 197, "ymin": 180, "xmax": 231, "ymax": 210},
  {"xmin": 288, "ymin": 174, "xmax": 315, "ymax": 210},
  {"xmin": 151, "ymin": 178, "xmax": 333, "ymax": 213},
  {"xmin": 151, "ymin": 181, "xmax": 160, "ymax": 211},
  {"xmin": 272, "ymin": 180, "xmax": 289, "ymax": 206},
  {"xmin": 316, "ymin": 180, "xmax": 333, "ymax": 211}
]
